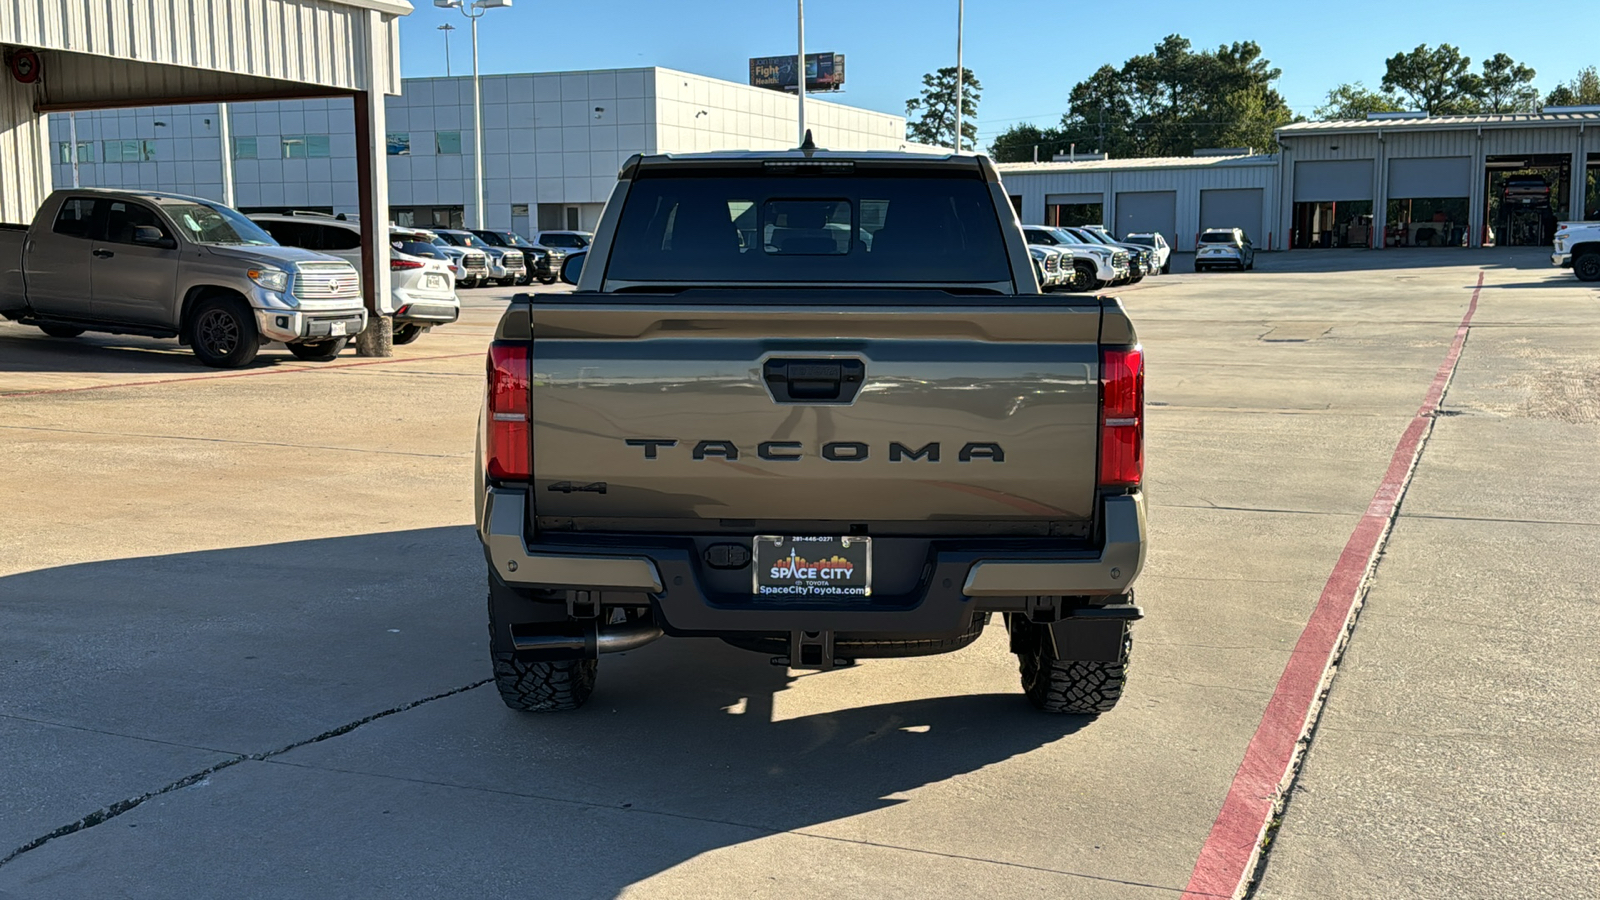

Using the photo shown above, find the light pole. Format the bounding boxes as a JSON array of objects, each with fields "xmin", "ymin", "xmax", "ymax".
[
  {"xmin": 954, "ymin": 0, "xmax": 964, "ymax": 152},
  {"xmin": 438, "ymin": 23, "xmax": 456, "ymax": 77},
  {"xmin": 796, "ymin": 0, "xmax": 806, "ymax": 144},
  {"xmin": 435, "ymin": 0, "xmax": 510, "ymax": 230}
]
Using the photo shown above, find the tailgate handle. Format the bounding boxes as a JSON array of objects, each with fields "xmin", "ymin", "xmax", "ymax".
[{"xmin": 763, "ymin": 358, "xmax": 865, "ymax": 403}]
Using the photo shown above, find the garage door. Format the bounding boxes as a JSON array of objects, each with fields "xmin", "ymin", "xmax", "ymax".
[
  {"xmin": 1115, "ymin": 191, "xmax": 1176, "ymax": 244},
  {"xmin": 1200, "ymin": 188, "xmax": 1264, "ymax": 244},
  {"xmin": 1294, "ymin": 160, "xmax": 1374, "ymax": 202},
  {"xmin": 1389, "ymin": 157, "xmax": 1471, "ymax": 198}
]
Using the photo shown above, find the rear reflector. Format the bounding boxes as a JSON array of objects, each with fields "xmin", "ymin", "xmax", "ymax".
[
  {"xmin": 1099, "ymin": 346, "xmax": 1144, "ymax": 488},
  {"xmin": 486, "ymin": 342, "xmax": 531, "ymax": 481}
]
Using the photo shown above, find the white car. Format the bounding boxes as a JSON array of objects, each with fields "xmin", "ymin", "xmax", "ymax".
[
  {"xmin": 249, "ymin": 214, "xmax": 461, "ymax": 343},
  {"xmin": 1195, "ymin": 228, "xmax": 1256, "ymax": 272},
  {"xmin": 1022, "ymin": 226, "xmax": 1129, "ymax": 291},
  {"xmin": 1027, "ymin": 245, "xmax": 1067, "ymax": 289},
  {"xmin": 1552, "ymin": 222, "xmax": 1600, "ymax": 281},
  {"xmin": 1124, "ymin": 232, "xmax": 1172, "ymax": 274},
  {"xmin": 387, "ymin": 230, "xmax": 463, "ymax": 345},
  {"xmin": 436, "ymin": 229, "xmax": 524, "ymax": 286}
]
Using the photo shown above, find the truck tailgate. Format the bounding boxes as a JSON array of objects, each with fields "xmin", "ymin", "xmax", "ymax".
[{"xmin": 527, "ymin": 295, "xmax": 1104, "ymax": 532}]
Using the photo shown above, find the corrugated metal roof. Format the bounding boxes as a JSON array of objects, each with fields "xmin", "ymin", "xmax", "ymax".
[
  {"xmin": 1279, "ymin": 111, "xmax": 1600, "ymax": 135},
  {"xmin": 995, "ymin": 154, "xmax": 1277, "ymax": 174}
]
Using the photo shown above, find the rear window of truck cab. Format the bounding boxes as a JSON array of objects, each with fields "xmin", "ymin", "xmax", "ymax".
[{"xmin": 604, "ymin": 171, "xmax": 1012, "ymax": 285}]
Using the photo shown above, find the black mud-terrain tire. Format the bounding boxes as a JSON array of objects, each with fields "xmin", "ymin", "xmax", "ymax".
[
  {"xmin": 39, "ymin": 325, "xmax": 85, "ymax": 338},
  {"xmin": 1015, "ymin": 620, "xmax": 1131, "ymax": 715},
  {"xmin": 492, "ymin": 651, "xmax": 597, "ymax": 712},
  {"xmin": 392, "ymin": 323, "xmax": 424, "ymax": 345},
  {"xmin": 189, "ymin": 295, "xmax": 260, "ymax": 368},
  {"xmin": 286, "ymin": 338, "xmax": 347, "ymax": 362},
  {"xmin": 1575, "ymin": 252, "xmax": 1600, "ymax": 282}
]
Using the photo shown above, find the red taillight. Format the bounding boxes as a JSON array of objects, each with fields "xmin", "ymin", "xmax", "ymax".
[
  {"xmin": 391, "ymin": 258, "xmax": 424, "ymax": 270},
  {"xmin": 486, "ymin": 343, "xmax": 531, "ymax": 481},
  {"xmin": 1099, "ymin": 346, "xmax": 1144, "ymax": 488}
]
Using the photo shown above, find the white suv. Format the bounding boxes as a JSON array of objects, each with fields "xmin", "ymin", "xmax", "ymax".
[
  {"xmin": 1124, "ymin": 232, "xmax": 1172, "ymax": 274},
  {"xmin": 250, "ymin": 214, "xmax": 461, "ymax": 343}
]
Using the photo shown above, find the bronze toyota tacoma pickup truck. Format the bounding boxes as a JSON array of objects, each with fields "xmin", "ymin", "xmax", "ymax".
[{"xmin": 475, "ymin": 145, "xmax": 1146, "ymax": 714}]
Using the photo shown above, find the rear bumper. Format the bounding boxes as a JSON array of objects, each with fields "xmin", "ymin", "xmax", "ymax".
[{"xmin": 479, "ymin": 487, "xmax": 1145, "ymax": 635}]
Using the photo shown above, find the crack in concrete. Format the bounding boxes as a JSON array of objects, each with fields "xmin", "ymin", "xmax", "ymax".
[
  {"xmin": 0, "ymin": 679, "xmax": 491, "ymax": 870},
  {"xmin": 258, "ymin": 757, "xmax": 1200, "ymax": 895}
]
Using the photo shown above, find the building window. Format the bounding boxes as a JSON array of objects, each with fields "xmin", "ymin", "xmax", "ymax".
[
  {"xmin": 103, "ymin": 140, "xmax": 155, "ymax": 163},
  {"xmin": 57, "ymin": 142, "xmax": 93, "ymax": 164},
  {"xmin": 393, "ymin": 208, "xmax": 416, "ymax": 227},
  {"xmin": 387, "ymin": 133, "xmax": 410, "ymax": 156},
  {"xmin": 282, "ymin": 135, "xmax": 331, "ymax": 159},
  {"xmin": 232, "ymin": 137, "xmax": 258, "ymax": 160},
  {"xmin": 435, "ymin": 131, "xmax": 462, "ymax": 155}
]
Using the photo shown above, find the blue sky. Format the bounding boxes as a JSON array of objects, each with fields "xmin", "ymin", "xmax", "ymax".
[{"xmin": 402, "ymin": 0, "xmax": 1596, "ymax": 145}]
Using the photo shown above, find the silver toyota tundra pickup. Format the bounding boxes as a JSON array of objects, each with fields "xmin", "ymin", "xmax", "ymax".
[
  {"xmin": 476, "ymin": 145, "xmax": 1147, "ymax": 715},
  {"xmin": 0, "ymin": 189, "xmax": 365, "ymax": 367}
]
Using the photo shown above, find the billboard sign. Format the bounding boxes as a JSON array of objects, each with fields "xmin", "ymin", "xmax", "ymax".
[{"xmin": 749, "ymin": 52, "xmax": 845, "ymax": 93}]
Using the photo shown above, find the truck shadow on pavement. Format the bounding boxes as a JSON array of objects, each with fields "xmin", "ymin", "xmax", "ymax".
[
  {"xmin": 0, "ymin": 527, "xmax": 1104, "ymax": 897},
  {"xmin": 0, "ymin": 324, "xmax": 335, "ymax": 380}
]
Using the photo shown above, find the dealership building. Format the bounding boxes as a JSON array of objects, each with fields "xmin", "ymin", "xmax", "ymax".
[
  {"xmin": 47, "ymin": 66, "xmax": 909, "ymax": 234},
  {"xmin": 997, "ymin": 109, "xmax": 1600, "ymax": 251}
]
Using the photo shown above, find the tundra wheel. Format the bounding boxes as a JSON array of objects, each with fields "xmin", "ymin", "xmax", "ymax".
[
  {"xmin": 189, "ymin": 296, "xmax": 260, "ymax": 368},
  {"xmin": 287, "ymin": 338, "xmax": 347, "ymax": 362},
  {"xmin": 492, "ymin": 651, "xmax": 597, "ymax": 712},
  {"xmin": 1067, "ymin": 263, "xmax": 1096, "ymax": 292},
  {"xmin": 1575, "ymin": 252, "xmax": 1600, "ymax": 282},
  {"xmin": 1013, "ymin": 618, "xmax": 1131, "ymax": 715}
]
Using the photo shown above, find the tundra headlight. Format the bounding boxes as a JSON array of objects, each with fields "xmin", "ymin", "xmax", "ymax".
[{"xmin": 248, "ymin": 267, "xmax": 290, "ymax": 292}]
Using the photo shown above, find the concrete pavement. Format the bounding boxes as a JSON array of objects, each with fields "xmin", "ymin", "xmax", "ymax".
[{"xmin": 1, "ymin": 249, "xmax": 1591, "ymax": 897}]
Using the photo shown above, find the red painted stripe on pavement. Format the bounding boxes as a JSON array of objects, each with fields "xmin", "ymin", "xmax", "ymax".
[
  {"xmin": 1180, "ymin": 270, "xmax": 1484, "ymax": 899},
  {"xmin": 0, "ymin": 352, "xmax": 481, "ymax": 399}
]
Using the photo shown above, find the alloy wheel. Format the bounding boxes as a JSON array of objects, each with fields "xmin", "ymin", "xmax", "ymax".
[{"xmin": 197, "ymin": 309, "xmax": 239, "ymax": 357}]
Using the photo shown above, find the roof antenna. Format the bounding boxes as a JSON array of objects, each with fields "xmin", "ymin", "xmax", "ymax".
[{"xmin": 800, "ymin": 129, "xmax": 817, "ymax": 154}]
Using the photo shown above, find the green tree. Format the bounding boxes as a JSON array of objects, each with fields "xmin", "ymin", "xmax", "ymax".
[
  {"xmin": 1381, "ymin": 44, "xmax": 1482, "ymax": 115},
  {"xmin": 988, "ymin": 123, "xmax": 1067, "ymax": 163},
  {"xmin": 1479, "ymin": 53, "xmax": 1539, "ymax": 113},
  {"xmin": 1054, "ymin": 36, "xmax": 1293, "ymax": 158},
  {"xmin": 905, "ymin": 67, "xmax": 981, "ymax": 150},
  {"xmin": 1314, "ymin": 82, "xmax": 1403, "ymax": 120},
  {"xmin": 1544, "ymin": 66, "xmax": 1600, "ymax": 107}
]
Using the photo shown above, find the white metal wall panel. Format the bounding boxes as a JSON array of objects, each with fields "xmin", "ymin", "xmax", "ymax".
[
  {"xmin": 0, "ymin": 0, "xmax": 400, "ymax": 93},
  {"xmin": 1389, "ymin": 157, "xmax": 1472, "ymax": 198},
  {"xmin": 0, "ymin": 78, "xmax": 48, "ymax": 226},
  {"xmin": 1116, "ymin": 192, "xmax": 1176, "ymax": 244},
  {"xmin": 1200, "ymin": 188, "xmax": 1264, "ymax": 241},
  {"xmin": 1293, "ymin": 160, "xmax": 1374, "ymax": 201}
]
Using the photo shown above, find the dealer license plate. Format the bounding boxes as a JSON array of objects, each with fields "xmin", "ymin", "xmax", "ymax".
[
  {"xmin": 330, "ymin": 322, "xmax": 347, "ymax": 336},
  {"xmin": 753, "ymin": 535, "xmax": 871, "ymax": 598}
]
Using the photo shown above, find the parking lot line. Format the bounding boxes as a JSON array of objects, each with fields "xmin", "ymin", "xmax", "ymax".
[
  {"xmin": 0, "ymin": 351, "xmax": 482, "ymax": 400},
  {"xmin": 1180, "ymin": 271, "xmax": 1485, "ymax": 900}
]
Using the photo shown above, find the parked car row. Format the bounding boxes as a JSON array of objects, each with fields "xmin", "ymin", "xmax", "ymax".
[{"xmin": 1022, "ymin": 225, "xmax": 1134, "ymax": 291}]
